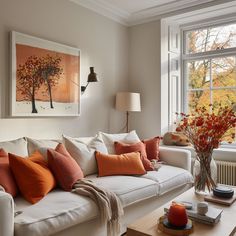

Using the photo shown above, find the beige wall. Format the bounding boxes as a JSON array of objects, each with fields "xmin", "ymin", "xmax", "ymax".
[
  {"xmin": 0, "ymin": 0, "xmax": 129, "ymax": 140},
  {"xmin": 129, "ymin": 20, "xmax": 161, "ymax": 139}
]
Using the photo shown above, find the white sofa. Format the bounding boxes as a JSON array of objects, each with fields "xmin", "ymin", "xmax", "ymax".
[{"xmin": 0, "ymin": 137, "xmax": 193, "ymax": 236}]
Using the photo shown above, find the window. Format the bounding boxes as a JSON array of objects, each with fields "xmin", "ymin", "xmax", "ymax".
[
  {"xmin": 183, "ymin": 22, "xmax": 236, "ymax": 113},
  {"xmin": 185, "ymin": 24, "xmax": 236, "ymax": 54},
  {"xmin": 182, "ymin": 22, "xmax": 236, "ymax": 142}
]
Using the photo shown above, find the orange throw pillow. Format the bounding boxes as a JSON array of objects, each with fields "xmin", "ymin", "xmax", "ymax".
[
  {"xmin": 114, "ymin": 141, "xmax": 154, "ymax": 171},
  {"xmin": 95, "ymin": 151, "xmax": 146, "ymax": 177},
  {"xmin": 142, "ymin": 137, "xmax": 161, "ymax": 161},
  {"xmin": 9, "ymin": 151, "xmax": 56, "ymax": 204},
  {"xmin": 0, "ymin": 149, "xmax": 18, "ymax": 197},
  {"xmin": 47, "ymin": 143, "xmax": 84, "ymax": 191}
]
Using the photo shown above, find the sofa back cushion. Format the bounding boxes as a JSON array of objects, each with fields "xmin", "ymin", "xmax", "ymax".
[
  {"xmin": 9, "ymin": 151, "xmax": 56, "ymax": 204},
  {"xmin": 114, "ymin": 141, "xmax": 154, "ymax": 171},
  {"xmin": 0, "ymin": 148, "xmax": 18, "ymax": 197},
  {"xmin": 63, "ymin": 134, "xmax": 108, "ymax": 176},
  {"xmin": 0, "ymin": 138, "xmax": 28, "ymax": 156},
  {"xmin": 100, "ymin": 130, "xmax": 140, "ymax": 154},
  {"xmin": 47, "ymin": 143, "xmax": 84, "ymax": 191},
  {"xmin": 95, "ymin": 151, "xmax": 146, "ymax": 177}
]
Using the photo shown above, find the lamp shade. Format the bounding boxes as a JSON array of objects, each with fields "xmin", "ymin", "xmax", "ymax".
[
  {"xmin": 116, "ymin": 92, "xmax": 141, "ymax": 112},
  {"xmin": 87, "ymin": 67, "xmax": 98, "ymax": 82}
]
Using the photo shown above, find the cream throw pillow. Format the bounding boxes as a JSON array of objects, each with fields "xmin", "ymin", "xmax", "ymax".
[
  {"xmin": 27, "ymin": 138, "xmax": 60, "ymax": 156},
  {"xmin": 63, "ymin": 134, "xmax": 108, "ymax": 176},
  {"xmin": 99, "ymin": 130, "xmax": 140, "ymax": 154},
  {"xmin": 0, "ymin": 138, "xmax": 28, "ymax": 156}
]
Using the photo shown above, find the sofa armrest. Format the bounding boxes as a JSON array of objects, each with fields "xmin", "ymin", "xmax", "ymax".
[
  {"xmin": 0, "ymin": 190, "xmax": 14, "ymax": 236},
  {"xmin": 159, "ymin": 147, "xmax": 191, "ymax": 172}
]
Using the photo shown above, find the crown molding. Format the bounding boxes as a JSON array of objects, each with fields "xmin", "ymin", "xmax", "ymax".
[
  {"xmin": 70, "ymin": 0, "xmax": 226, "ymax": 26},
  {"xmin": 70, "ymin": 0, "xmax": 130, "ymax": 25},
  {"xmin": 128, "ymin": 0, "xmax": 215, "ymax": 26},
  {"xmin": 173, "ymin": 2, "xmax": 236, "ymax": 27}
]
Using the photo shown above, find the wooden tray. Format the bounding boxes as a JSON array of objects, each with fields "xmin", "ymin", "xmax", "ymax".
[
  {"xmin": 157, "ymin": 216, "xmax": 194, "ymax": 236},
  {"xmin": 204, "ymin": 194, "xmax": 236, "ymax": 206}
]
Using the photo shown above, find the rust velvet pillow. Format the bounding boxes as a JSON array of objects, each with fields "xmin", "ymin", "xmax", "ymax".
[
  {"xmin": 142, "ymin": 137, "xmax": 161, "ymax": 161},
  {"xmin": 114, "ymin": 141, "xmax": 154, "ymax": 171},
  {"xmin": 9, "ymin": 151, "xmax": 56, "ymax": 204},
  {"xmin": 95, "ymin": 151, "xmax": 146, "ymax": 177},
  {"xmin": 0, "ymin": 148, "xmax": 18, "ymax": 197},
  {"xmin": 47, "ymin": 143, "xmax": 84, "ymax": 191}
]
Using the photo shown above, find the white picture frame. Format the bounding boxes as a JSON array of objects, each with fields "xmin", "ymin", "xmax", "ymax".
[{"xmin": 11, "ymin": 31, "xmax": 80, "ymax": 117}]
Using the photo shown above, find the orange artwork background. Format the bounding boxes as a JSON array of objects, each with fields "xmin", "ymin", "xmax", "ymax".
[{"xmin": 16, "ymin": 44, "xmax": 80, "ymax": 103}]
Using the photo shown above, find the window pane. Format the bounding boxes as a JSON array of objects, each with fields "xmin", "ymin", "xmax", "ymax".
[
  {"xmin": 186, "ymin": 23, "xmax": 236, "ymax": 54},
  {"xmin": 212, "ymin": 89, "xmax": 236, "ymax": 142},
  {"xmin": 212, "ymin": 57, "xmax": 236, "ymax": 87},
  {"xmin": 212, "ymin": 89, "xmax": 236, "ymax": 110},
  {"xmin": 187, "ymin": 60, "xmax": 210, "ymax": 89},
  {"xmin": 187, "ymin": 90, "xmax": 210, "ymax": 113}
]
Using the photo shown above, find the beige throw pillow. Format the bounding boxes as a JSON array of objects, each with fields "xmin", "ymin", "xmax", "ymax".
[
  {"xmin": 27, "ymin": 138, "xmax": 60, "ymax": 156},
  {"xmin": 0, "ymin": 138, "xmax": 28, "ymax": 156},
  {"xmin": 63, "ymin": 134, "xmax": 108, "ymax": 176},
  {"xmin": 100, "ymin": 130, "xmax": 140, "ymax": 154}
]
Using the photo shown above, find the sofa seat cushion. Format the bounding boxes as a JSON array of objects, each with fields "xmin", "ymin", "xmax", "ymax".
[
  {"xmin": 14, "ymin": 190, "xmax": 98, "ymax": 236},
  {"xmin": 86, "ymin": 175, "xmax": 158, "ymax": 206},
  {"xmin": 142, "ymin": 165, "xmax": 193, "ymax": 195}
]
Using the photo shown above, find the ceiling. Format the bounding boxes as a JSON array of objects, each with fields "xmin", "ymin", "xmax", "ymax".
[{"xmin": 70, "ymin": 0, "xmax": 218, "ymax": 25}]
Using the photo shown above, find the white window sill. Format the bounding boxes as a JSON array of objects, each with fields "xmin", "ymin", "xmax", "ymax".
[{"xmin": 220, "ymin": 143, "xmax": 236, "ymax": 149}]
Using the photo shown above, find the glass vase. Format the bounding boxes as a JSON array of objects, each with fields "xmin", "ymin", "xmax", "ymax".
[{"xmin": 193, "ymin": 156, "xmax": 217, "ymax": 195}]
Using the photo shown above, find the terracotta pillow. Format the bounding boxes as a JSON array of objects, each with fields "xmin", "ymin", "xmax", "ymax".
[
  {"xmin": 95, "ymin": 151, "xmax": 146, "ymax": 177},
  {"xmin": 9, "ymin": 151, "xmax": 56, "ymax": 204},
  {"xmin": 47, "ymin": 143, "xmax": 84, "ymax": 191},
  {"xmin": 142, "ymin": 137, "xmax": 161, "ymax": 161},
  {"xmin": 0, "ymin": 149, "xmax": 18, "ymax": 197},
  {"xmin": 114, "ymin": 141, "xmax": 154, "ymax": 171}
]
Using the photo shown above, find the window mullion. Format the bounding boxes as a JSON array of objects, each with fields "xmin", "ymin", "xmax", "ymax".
[
  {"xmin": 210, "ymin": 59, "xmax": 213, "ymax": 108},
  {"xmin": 211, "ymin": 86, "xmax": 236, "ymax": 90},
  {"xmin": 188, "ymin": 86, "xmax": 236, "ymax": 91},
  {"xmin": 183, "ymin": 49, "xmax": 236, "ymax": 61}
]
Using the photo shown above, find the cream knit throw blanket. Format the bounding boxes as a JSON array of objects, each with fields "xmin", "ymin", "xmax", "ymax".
[{"xmin": 72, "ymin": 179, "xmax": 124, "ymax": 236}]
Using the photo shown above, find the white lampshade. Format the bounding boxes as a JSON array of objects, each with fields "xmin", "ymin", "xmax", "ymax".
[{"xmin": 116, "ymin": 92, "xmax": 141, "ymax": 112}]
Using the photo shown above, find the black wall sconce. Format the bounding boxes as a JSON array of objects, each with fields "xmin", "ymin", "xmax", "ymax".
[{"xmin": 81, "ymin": 67, "xmax": 98, "ymax": 93}]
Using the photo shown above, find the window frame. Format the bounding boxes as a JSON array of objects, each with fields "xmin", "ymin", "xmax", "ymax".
[
  {"xmin": 181, "ymin": 21, "xmax": 236, "ymax": 113},
  {"xmin": 183, "ymin": 20, "xmax": 236, "ymax": 56}
]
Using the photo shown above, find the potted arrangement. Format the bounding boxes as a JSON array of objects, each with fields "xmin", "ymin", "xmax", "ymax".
[{"xmin": 176, "ymin": 104, "xmax": 236, "ymax": 194}]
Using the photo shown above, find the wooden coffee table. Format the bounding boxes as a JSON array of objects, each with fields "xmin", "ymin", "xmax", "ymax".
[{"xmin": 127, "ymin": 187, "xmax": 236, "ymax": 236}]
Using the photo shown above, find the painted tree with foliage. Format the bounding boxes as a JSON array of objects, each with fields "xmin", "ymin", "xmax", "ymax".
[
  {"xmin": 37, "ymin": 54, "xmax": 63, "ymax": 108},
  {"xmin": 17, "ymin": 56, "xmax": 44, "ymax": 113}
]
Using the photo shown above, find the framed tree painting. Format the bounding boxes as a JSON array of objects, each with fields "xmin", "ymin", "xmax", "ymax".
[{"xmin": 11, "ymin": 31, "xmax": 80, "ymax": 116}]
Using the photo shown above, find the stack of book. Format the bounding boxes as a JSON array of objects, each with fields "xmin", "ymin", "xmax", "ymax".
[
  {"xmin": 186, "ymin": 205, "xmax": 223, "ymax": 224},
  {"xmin": 164, "ymin": 204, "xmax": 223, "ymax": 225}
]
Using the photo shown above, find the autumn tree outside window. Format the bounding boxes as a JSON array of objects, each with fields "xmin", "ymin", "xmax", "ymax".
[{"xmin": 182, "ymin": 22, "xmax": 236, "ymax": 142}]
